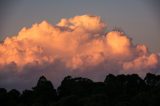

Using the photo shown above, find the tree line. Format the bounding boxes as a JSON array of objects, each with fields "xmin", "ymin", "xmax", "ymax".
[{"xmin": 1, "ymin": 73, "xmax": 160, "ymax": 106}]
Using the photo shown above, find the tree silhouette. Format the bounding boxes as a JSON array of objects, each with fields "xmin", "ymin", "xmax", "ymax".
[
  {"xmin": 1, "ymin": 73, "xmax": 160, "ymax": 106},
  {"xmin": 20, "ymin": 90, "xmax": 33, "ymax": 106},
  {"xmin": 32, "ymin": 76, "xmax": 57, "ymax": 105},
  {"xmin": 7, "ymin": 89, "xmax": 20, "ymax": 106},
  {"xmin": 0, "ymin": 88, "xmax": 7, "ymax": 106},
  {"xmin": 58, "ymin": 76, "xmax": 94, "ymax": 97},
  {"xmin": 144, "ymin": 73, "xmax": 158, "ymax": 87}
]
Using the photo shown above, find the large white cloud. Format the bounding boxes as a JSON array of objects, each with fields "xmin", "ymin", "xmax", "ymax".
[{"xmin": 0, "ymin": 15, "xmax": 159, "ymax": 90}]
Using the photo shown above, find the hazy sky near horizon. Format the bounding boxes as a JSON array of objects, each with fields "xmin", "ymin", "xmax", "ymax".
[{"xmin": 0, "ymin": 0, "xmax": 160, "ymax": 52}]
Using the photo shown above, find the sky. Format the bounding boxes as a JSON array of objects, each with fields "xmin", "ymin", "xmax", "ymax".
[
  {"xmin": 0, "ymin": 0, "xmax": 160, "ymax": 52},
  {"xmin": 0, "ymin": 0, "xmax": 160, "ymax": 90}
]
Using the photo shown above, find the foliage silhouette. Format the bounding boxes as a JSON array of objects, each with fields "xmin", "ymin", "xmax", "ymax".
[{"xmin": 1, "ymin": 73, "xmax": 160, "ymax": 106}]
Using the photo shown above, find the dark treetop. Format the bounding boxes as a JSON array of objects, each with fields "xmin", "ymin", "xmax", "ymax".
[{"xmin": 1, "ymin": 73, "xmax": 160, "ymax": 106}]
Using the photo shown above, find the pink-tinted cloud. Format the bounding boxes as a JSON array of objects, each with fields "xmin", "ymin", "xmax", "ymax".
[{"xmin": 0, "ymin": 15, "xmax": 159, "ymax": 90}]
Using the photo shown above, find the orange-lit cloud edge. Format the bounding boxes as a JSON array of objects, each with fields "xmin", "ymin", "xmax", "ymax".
[{"xmin": 0, "ymin": 15, "xmax": 159, "ymax": 89}]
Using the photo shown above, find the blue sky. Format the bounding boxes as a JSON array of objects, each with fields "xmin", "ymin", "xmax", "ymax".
[{"xmin": 0, "ymin": 0, "xmax": 160, "ymax": 52}]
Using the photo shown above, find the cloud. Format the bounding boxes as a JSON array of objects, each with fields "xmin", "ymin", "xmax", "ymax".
[{"xmin": 0, "ymin": 14, "xmax": 159, "ymax": 90}]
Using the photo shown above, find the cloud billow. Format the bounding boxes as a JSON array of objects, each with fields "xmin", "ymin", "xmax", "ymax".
[{"xmin": 0, "ymin": 15, "xmax": 159, "ymax": 90}]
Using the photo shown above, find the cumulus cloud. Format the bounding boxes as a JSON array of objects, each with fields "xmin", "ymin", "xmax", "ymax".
[{"xmin": 0, "ymin": 14, "xmax": 159, "ymax": 90}]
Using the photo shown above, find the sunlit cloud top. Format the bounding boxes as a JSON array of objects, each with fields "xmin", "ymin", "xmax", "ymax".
[{"xmin": 0, "ymin": 15, "xmax": 159, "ymax": 90}]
